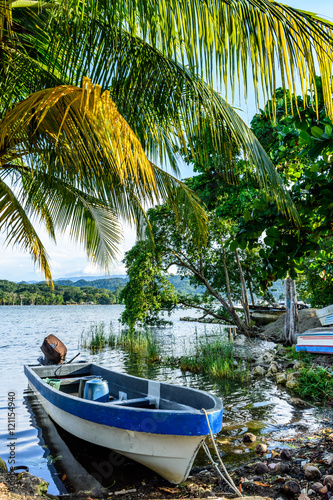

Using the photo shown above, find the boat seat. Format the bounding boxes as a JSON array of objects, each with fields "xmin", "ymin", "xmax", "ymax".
[{"xmin": 109, "ymin": 397, "xmax": 157, "ymax": 408}]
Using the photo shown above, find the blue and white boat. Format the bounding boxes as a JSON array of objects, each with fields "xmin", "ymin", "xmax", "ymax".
[
  {"xmin": 296, "ymin": 327, "xmax": 333, "ymax": 354},
  {"xmin": 24, "ymin": 362, "xmax": 223, "ymax": 484}
]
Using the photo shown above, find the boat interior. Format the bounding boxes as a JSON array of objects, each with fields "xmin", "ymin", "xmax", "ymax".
[{"xmin": 28, "ymin": 362, "xmax": 218, "ymax": 412}]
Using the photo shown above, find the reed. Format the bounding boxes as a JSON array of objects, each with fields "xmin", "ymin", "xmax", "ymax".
[
  {"xmin": 170, "ymin": 334, "xmax": 249, "ymax": 381},
  {"xmin": 80, "ymin": 321, "xmax": 108, "ymax": 351}
]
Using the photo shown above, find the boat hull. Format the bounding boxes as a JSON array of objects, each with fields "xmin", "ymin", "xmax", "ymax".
[
  {"xmin": 25, "ymin": 363, "xmax": 223, "ymax": 484},
  {"xmin": 296, "ymin": 327, "xmax": 333, "ymax": 354}
]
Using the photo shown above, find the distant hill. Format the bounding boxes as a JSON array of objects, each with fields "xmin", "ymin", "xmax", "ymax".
[
  {"xmin": 53, "ymin": 276, "xmax": 204, "ymax": 296},
  {"xmin": 55, "ymin": 275, "xmax": 127, "ymax": 283}
]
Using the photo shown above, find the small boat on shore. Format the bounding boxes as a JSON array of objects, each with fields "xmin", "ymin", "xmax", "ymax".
[
  {"xmin": 316, "ymin": 304, "xmax": 333, "ymax": 327},
  {"xmin": 24, "ymin": 362, "xmax": 223, "ymax": 484},
  {"xmin": 296, "ymin": 327, "xmax": 333, "ymax": 354}
]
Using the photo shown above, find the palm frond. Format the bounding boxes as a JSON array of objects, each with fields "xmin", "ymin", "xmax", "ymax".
[
  {"xmin": 8, "ymin": 0, "xmax": 333, "ymax": 120},
  {"xmin": 0, "ymin": 173, "xmax": 52, "ymax": 282}
]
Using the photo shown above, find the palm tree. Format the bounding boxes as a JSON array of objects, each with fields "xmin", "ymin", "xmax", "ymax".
[{"xmin": 1, "ymin": 0, "xmax": 333, "ymax": 281}]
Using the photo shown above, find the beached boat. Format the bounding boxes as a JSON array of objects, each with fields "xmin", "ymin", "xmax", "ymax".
[
  {"xmin": 316, "ymin": 304, "xmax": 333, "ymax": 327},
  {"xmin": 296, "ymin": 327, "xmax": 333, "ymax": 354},
  {"xmin": 24, "ymin": 362, "xmax": 223, "ymax": 484}
]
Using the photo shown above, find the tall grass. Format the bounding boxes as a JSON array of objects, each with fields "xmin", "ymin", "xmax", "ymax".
[
  {"xmin": 167, "ymin": 333, "xmax": 249, "ymax": 381},
  {"xmin": 81, "ymin": 321, "xmax": 116, "ymax": 351},
  {"xmin": 81, "ymin": 322, "xmax": 160, "ymax": 363}
]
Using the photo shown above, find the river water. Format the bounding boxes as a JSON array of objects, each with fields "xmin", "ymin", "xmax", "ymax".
[{"xmin": 0, "ymin": 305, "xmax": 329, "ymax": 494}]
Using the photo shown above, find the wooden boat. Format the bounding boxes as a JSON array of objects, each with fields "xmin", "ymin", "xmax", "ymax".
[
  {"xmin": 316, "ymin": 305, "xmax": 333, "ymax": 327},
  {"xmin": 24, "ymin": 362, "xmax": 223, "ymax": 484},
  {"xmin": 296, "ymin": 327, "xmax": 333, "ymax": 354}
]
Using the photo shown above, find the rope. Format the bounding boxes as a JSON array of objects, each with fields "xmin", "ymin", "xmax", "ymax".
[{"xmin": 201, "ymin": 408, "xmax": 243, "ymax": 497}]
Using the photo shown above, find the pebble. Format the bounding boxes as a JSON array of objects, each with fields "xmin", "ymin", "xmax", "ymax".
[
  {"xmin": 243, "ymin": 433, "xmax": 257, "ymax": 443},
  {"xmin": 323, "ymin": 454, "xmax": 333, "ymax": 466},
  {"xmin": 254, "ymin": 462, "xmax": 269, "ymax": 475},
  {"xmin": 276, "ymin": 372, "xmax": 287, "ymax": 384},
  {"xmin": 255, "ymin": 443, "xmax": 268, "ymax": 454},
  {"xmin": 253, "ymin": 366, "xmax": 266, "ymax": 376},
  {"xmin": 326, "ymin": 433, "xmax": 333, "ymax": 442},
  {"xmin": 323, "ymin": 475, "xmax": 333, "ymax": 490},
  {"xmin": 271, "ymin": 450, "xmax": 280, "ymax": 458},
  {"xmin": 311, "ymin": 482, "xmax": 324, "ymax": 493},
  {"xmin": 284, "ymin": 481, "xmax": 301, "ymax": 496},
  {"xmin": 201, "ymin": 490, "xmax": 216, "ymax": 498},
  {"xmin": 298, "ymin": 494, "xmax": 310, "ymax": 500},
  {"xmin": 305, "ymin": 466, "xmax": 322, "ymax": 481},
  {"xmin": 281, "ymin": 449, "xmax": 292, "ymax": 460},
  {"xmin": 274, "ymin": 462, "xmax": 291, "ymax": 475}
]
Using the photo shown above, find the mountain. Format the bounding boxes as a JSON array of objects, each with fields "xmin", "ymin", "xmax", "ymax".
[{"xmin": 55, "ymin": 275, "xmax": 127, "ymax": 282}]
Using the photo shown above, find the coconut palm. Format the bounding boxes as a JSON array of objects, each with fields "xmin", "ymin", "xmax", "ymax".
[{"xmin": 0, "ymin": 0, "xmax": 333, "ymax": 280}]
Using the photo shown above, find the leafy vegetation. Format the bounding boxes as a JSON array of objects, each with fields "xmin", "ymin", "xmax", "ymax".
[
  {"xmin": 297, "ymin": 366, "xmax": 333, "ymax": 402},
  {"xmin": 0, "ymin": 280, "xmax": 120, "ymax": 305},
  {"xmin": 237, "ymin": 78, "xmax": 333, "ymax": 305},
  {"xmin": 2, "ymin": 1, "xmax": 333, "ymax": 280}
]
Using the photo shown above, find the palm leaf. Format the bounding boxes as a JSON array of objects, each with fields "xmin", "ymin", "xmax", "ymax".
[{"xmin": 0, "ymin": 173, "xmax": 52, "ymax": 282}]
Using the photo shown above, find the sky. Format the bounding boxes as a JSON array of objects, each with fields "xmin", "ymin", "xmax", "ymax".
[{"xmin": 1, "ymin": 0, "xmax": 333, "ymax": 282}]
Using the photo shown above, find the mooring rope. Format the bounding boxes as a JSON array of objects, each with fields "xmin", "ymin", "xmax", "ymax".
[{"xmin": 201, "ymin": 408, "xmax": 243, "ymax": 497}]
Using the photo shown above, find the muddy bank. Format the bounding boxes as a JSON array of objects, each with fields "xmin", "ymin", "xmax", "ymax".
[
  {"xmin": 261, "ymin": 309, "xmax": 321, "ymax": 344},
  {"xmin": 2, "ymin": 425, "xmax": 333, "ymax": 500}
]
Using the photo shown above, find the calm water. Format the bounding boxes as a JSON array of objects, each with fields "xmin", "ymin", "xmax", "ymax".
[{"xmin": 0, "ymin": 305, "xmax": 330, "ymax": 494}]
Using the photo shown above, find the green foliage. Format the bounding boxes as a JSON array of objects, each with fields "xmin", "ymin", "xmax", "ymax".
[
  {"xmin": 0, "ymin": 280, "xmax": 118, "ymax": 305},
  {"xmin": 167, "ymin": 332, "xmax": 249, "ymax": 381},
  {"xmin": 120, "ymin": 242, "xmax": 178, "ymax": 330},
  {"xmin": 236, "ymin": 78, "xmax": 333, "ymax": 303},
  {"xmin": 297, "ymin": 366, "xmax": 333, "ymax": 402}
]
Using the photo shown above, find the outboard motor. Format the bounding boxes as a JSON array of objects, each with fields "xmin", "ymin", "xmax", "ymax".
[{"xmin": 40, "ymin": 334, "xmax": 67, "ymax": 365}]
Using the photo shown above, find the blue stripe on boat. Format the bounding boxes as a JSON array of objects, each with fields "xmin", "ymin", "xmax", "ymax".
[{"xmin": 296, "ymin": 345, "xmax": 333, "ymax": 353}]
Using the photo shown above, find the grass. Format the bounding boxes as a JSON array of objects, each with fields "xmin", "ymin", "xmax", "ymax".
[
  {"xmin": 282, "ymin": 346, "xmax": 333, "ymax": 402},
  {"xmin": 166, "ymin": 333, "xmax": 249, "ymax": 381},
  {"xmin": 80, "ymin": 321, "xmax": 116, "ymax": 351},
  {"xmin": 81, "ymin": 322, "xmax": 161, "ymax": 363},
  {"xmin": 297, "ymin": 366, "xmax": 333, "ymax": 402}
]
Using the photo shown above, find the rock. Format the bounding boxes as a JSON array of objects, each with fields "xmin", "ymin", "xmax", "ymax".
[
  {"xmin": 267, "ymin": 361, "xmax": 279, "ymax": 375},
  {"xmin": 298, "ymin": 494, "xmax": 310, "ymax": 500},
  {"xmin": 311, "ymin": 482, "xmax": 324, "ymax": 493},
  {"xmin": 254, "ymin": 462, "xmax": 269, "ymax": 475},
  {"xmin": 307, "ymin": 490, "xmax": 315, "ymax": 496},
  {"xmin": 255, "ymin": 443, "xmax": 268, "ymax": 454},
  {"xmin": 286, "ymin": 372, "xmax": 300, "ymax": 389},
  {"xmin": 15, "ymin": 471, "xmax": 49, "ymax": 496},
  {"xmin": 323, "ymin": 475, "xmax": 333, "ymax": 490},
  {"xmin": 275, "ymin": 462, "xmax": 291, "ymax": 475},
  {"xmin": 259, "ymin": 351, "xmax": 275, "ymax": 364},
  {"xmin": 281, "ymin": 449, "xmax": 292, "ymax": 460},
  {"xmin": 253, "ymin": 366, "xmax": 266, "ymax": 376},
  {"xmin": 243, "ymin": 433, "xmax": 257, "ymax": 443},
  {"xmin": 326, "ymin": 434, "xmax": 333, "ymax": 442},
  {"xmin": 305, "ymin": 466, "xmax": 322, "ymax": 481},
  {"xmin": 201, "ymin": 490, "xmax": 216, "ymax": 498},
  {"xmin": 289, "ymin": 398, "xmax": 311, "ymax": 407},
  {"xmin": 271, "ymin": 450, "xmax": 280, "ymax": 458},
  {"xmin": 284, "ymin": 481, "xmax": 301, "ymax": 496},
  {"xmin": 276, "ymin": 372, "xmax": 287, "ymax": 384},
  {"xmin": 262, "ymin": 309, "xmax": 321, "ymax": 343},
  {"xmin": 322, "ymin": 454, "xmax": 333, "ymax": 465},
  {"xmin": 0, "ymin": 458, "xmax": 7, "ymax": 471}
]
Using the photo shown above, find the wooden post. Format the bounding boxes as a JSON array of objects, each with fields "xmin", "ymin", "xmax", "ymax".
[{"xmin": 284, "ymin": 278, "xmax": 299, "ymax": 345}]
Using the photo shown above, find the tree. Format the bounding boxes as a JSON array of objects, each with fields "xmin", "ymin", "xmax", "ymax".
[
  {"xmin": 236, "ymin": 79, "xmax": 333, "ymax": 343},
  {"xmin": 1, "ymin": 1, "xmax": 333, "ymax": 280}
]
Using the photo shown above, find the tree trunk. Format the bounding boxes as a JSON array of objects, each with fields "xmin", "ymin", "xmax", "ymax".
[
  {"xmin": 235, "ymin": 250, "xmax": 251, "ymax": 326},
  {"xmin": 284, "ymin": 278, "xmax": 299, "ymax": 345}
]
